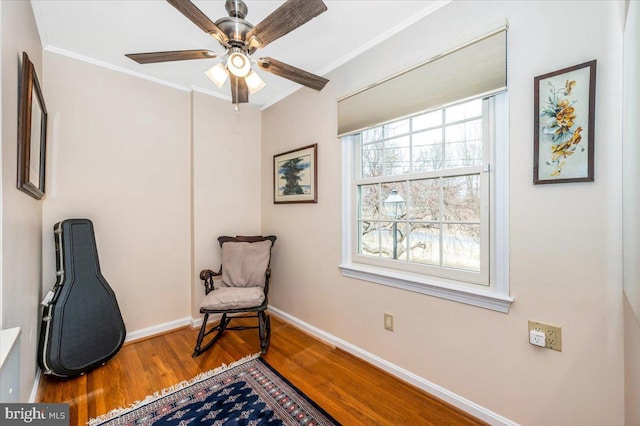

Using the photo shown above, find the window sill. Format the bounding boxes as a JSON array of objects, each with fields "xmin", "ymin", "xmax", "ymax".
[{"xmin": 339, "ymin": 263, "xmax": 514, "ymax": 313}]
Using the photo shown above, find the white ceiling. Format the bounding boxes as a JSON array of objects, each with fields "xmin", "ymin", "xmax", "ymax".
[{"xmin": 31, "ymin": 0, "xmax": 446, "ymax": 109}]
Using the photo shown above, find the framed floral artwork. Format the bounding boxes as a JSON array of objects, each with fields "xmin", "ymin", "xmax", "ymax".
[
  {"xmin": 534, "ymin": 60, "xmax": 596, "ymax": 184},
  {"xmin": 273, "ymin": 144, "xmax": 317, "ymax": 204}
]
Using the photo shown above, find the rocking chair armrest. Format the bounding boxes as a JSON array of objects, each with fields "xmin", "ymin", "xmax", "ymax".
[
  {"xmin": 200, "ymin": 268, "xmax": 221, "ymax": 280},
  {"xmin": 200, "ymin": 268, "xmax": 222, "ymax": 294}
]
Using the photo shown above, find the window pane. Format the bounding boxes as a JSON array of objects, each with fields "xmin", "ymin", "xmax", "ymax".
[
  {"xmin": 361, "ymin": 142, "xmax": 383, "ymax": 178},
  {"xmin": 359, "ymin": 221, "xmax": 380, "ymax": 258},
  {"xmin": 384, "ymin": 136, "xmax": 410, "ymax": 176},
  {"xmin": 379, "ymin": 222, "xmax": 408, "ymax": 260},
  {"xmin": 358, "ymin": 184, "xmax": 379, "ymax": 220},
  {"xmin": 408, "ymin": 178, "xmax": 439, "ymax": 221},
  {"xmin": 445, "ymin": 99, "xmax": 482, "ymax": 123},
  {"xmin": 413, "ymin": 110, "xmax": 442, "ymax": 131},
  {"xmin": 385, "ymin": 119, "xmax": 410, "ymax": 138},
  {"xmin": 442, "ymin": 224, "xmax": 480, "ymax": 271},
  {"xmin": 408, "ymin": 224, "xmax": 440, "ymax": 266},
  {"xmin": 380, "ymin": 222, "xmax": 407, "ymax": 260},
  {"xmin": 442, "ymin": 175, "xmax": 480, "ymax": 222},
  {"xmin": 362, "ymin": 127, "xmax": 384, "ymax": 143},
  {"xmin": 412, "ymin": 129, "xmax": 442, "ymax": 172},
  {"xmin": 381, "ymin": 183, "xmax": 408, "ymax": 220},
  {"xmin": 444, "ymin": 119, "xmax": 482, "ymax": 168}
]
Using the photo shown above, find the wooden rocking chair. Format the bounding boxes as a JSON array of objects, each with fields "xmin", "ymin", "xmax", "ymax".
[{"xmin": 193, "ymin": 235, "xmax": 276, "ymax": 357}]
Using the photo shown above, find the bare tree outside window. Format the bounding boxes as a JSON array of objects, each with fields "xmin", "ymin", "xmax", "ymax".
[{"xmin": 355, "ymin": 98, "xmax": 484, "ymax": 273}]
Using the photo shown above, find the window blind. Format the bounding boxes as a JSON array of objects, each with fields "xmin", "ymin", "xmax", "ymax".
[{"xmin": 338, "ymin": 28, "xmax": 507, "ymax": 136}]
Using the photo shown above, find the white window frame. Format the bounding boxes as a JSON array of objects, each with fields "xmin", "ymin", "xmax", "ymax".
[
  {"xmin": 340, "ymin": 93, "xmax": 513, "ymax": 313},
  {"xmin": 352, "ymin": 99, "xmax": 489, "ymax": 285}
]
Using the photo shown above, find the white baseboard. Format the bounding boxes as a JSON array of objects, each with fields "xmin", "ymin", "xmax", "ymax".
[
  {"xmin": 267, "ymin": 305, "xmax": 518, "ymax": 426},
  {"xmin": 125, "ymin": 317, "xmax": 193, "ymax": 343},
  {"xmin": 190, "ymin": 313, "xmax": 222, "ymax": 328},
  {"xmin": 29, "ymin": 368, "xmax": 41, "ymax": 403}
]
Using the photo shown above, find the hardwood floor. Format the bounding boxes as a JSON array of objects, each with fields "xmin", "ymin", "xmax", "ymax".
[{"xmin": 37, "ymin": 314, "xmax": 488, "ymax": 425}]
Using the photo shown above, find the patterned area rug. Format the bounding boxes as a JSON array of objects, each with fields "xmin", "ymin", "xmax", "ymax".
[{"xmin": 89, "ymin": 354, "xmax": 339, "ymax": 425}]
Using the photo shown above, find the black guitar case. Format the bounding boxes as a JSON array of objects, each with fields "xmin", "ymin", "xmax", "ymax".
[{"xmin": 38, "ymin": 219, "xmax": 126, "ymax": 377}]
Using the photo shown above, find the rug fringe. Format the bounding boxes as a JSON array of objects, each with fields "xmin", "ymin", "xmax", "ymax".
[{"xmin": 87, "ymin": 353, "xmax": 261, "ymax": 426}]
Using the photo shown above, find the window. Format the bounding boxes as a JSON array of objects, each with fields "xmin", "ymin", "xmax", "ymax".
[
  {"xmin": 340, "ymin": 93, "xmax": 512, "ymax": 312},
  {"xmin": 338, "ymin": 27, "xmax": 512, "ymax": 312},
  {"xmin": 355, "ymin": 97, "xmax": 488, "ymax": 283}
]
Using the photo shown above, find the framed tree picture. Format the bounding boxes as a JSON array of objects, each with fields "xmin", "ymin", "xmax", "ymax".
[
  {"xmin": 534, "ymin": 60, "xmax": 596, "ymax": 184},
  {"xmin": 273, "ymin": 144, "xmax": 317, "ymax": 204}
]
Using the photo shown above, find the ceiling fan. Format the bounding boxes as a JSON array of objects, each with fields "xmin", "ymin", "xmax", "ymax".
[{"xmin": 125, "ymin": 0, "xmax": 329, "ymax": 105}]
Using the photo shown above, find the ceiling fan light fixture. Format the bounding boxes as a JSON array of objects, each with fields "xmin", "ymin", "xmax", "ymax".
[
  {"xmin": 227, "ymin": 51, "xmax": 251, "ymax": 77},
  {"xmin": 245, "ymin": 70, "xmax": 266, "ymax": 94},
  {"xmin": 128, "ymin": 0, "xmax": 330, "ymax": 105},
  {"xmin": 205, "ymin": 63, "xmax": 229, "ymax": 88}
]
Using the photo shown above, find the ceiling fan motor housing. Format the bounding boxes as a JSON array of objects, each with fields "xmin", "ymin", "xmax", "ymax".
[
  {"xmin": 216, "ymin": 0, "xmax": 255, "ymax": 51},
  {"xmin": 225, "ymin": 0, "xmax": 248, "ymax": 19},
  {"xmin": 215, "ymin": 17, "xmax": 253, "ymax": 48}
]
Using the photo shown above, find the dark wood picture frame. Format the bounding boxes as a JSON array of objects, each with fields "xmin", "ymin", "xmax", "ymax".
[
  {"xmin": 534, "ymin": 60, "xmax": 596, "ymax": 184},
  {"xmin": 17, "ymin": 51, "xmax": 47, "ymax": 199},
  {"xmin": 273, "ymin": 143, "xmax": 318, "ymax": 204}
]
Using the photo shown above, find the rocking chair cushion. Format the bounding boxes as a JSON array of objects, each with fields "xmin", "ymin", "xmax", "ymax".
[
  {"xmin": 200, "ymin": 287, "xmax": 265, "ymax": 311},
  {"xmin": 221, "ymin": 240, "xmax": 272, "ymax": 288}
]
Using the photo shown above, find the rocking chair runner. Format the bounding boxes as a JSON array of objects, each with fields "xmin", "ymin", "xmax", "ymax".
[{"xmin": 193, "ymin": 235, "xmax": 277, "ymax": 357}]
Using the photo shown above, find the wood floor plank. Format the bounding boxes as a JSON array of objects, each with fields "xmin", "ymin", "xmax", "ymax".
[{"xmin": 36, "ymin": 314, "xmax": 488, "ymax": 425}]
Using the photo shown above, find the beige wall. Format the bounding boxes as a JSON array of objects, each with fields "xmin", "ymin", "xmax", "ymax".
[
  {"xmin": 1, "ymin": 0, "xmax": 44, "ymax": 401},
  {"xmin": 41, "ymin": 53, "xmax": 192, "ymax": 332},
  {"xmin": 191, "ymin": 92, "xmax": 262, "ymax": 317},
  {"xmin": 41, "ymin": 55, "xmax": 264, "ymax": 332},
  {"xmin": 262, "ymin": 83, "xmax": 343, "ymax": 331},
  {"xmin": 623, "ymin": 1, "xmax": 640, "ymax": 424},
  {"xmin": 262, "ymin": 1, "xmax": 626, "ymax": 424}
]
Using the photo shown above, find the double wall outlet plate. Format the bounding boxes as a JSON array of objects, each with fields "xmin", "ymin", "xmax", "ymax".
[{"xmin": 528, "ymin": 320, "xmax": 562, "ymax": 351}]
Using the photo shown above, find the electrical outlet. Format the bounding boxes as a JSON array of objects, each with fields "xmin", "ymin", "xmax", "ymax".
[
  {"xmin": 528, "ymin": 320, "xmax": 562, "ymax": 351},
  {"xmin": 384, "ymin": 313, "xmax": 394, "ymax": 331}
]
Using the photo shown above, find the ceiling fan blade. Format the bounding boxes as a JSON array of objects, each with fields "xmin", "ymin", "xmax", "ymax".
[
  {"xmin": 246, "ymin": 0, "xmax": 327, "ymax": 49},
  {"xmin": 167, "ymin": 0, "xmax": 228, "ymax": 45},
  {"xmin": 125, "ymin": 49, "xmax": 217, "ymax": 64},
  {"xmin": 257, "ymin": 57, "xmax": 328, "ymax": 91},
  {"xmin": 230, "ymin": 75, "xmax": 249, "ymax": 104}
]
